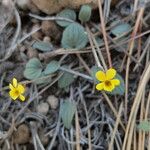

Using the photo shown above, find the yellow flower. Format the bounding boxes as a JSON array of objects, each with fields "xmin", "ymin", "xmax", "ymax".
[
  {"xmin": 95, "ymin": 68, "xmax": 120, "ymax": 92},
  {"xmin": 9, "ymin": 78, "xmax": 25, "ymax": 101}
]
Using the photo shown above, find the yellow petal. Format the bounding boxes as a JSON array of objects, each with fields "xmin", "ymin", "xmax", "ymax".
[
  {"xmin": 19, "ymin": 95, "xmax": 25, "ymax": 101},
  {"xmin": 106, "ymin": 68, "xmax": 116, "ymax": 80},
  {"xmin": 12, "ymin": 78, "xmax": 18, "ymax": 87},
  {"xmin": 95, "ymin": 71, "xmax": 106, "ymax": 81},
  {"xmin": 9, "ymin": 83, "xmax": 14, "ymax": 90},
  {"xmin": 17, "ymin": 84, "xmax": 25, "ymax": 94},
  {"xmin": 96, "ymin": 83, "xmax": 104, "ymax": 90},
  {"xmin": 9, "ymin": 90, "xmax": 18, "ymax": 100},
  {"xmin": 111, "ymin": 79, "xmax": 120, "ymax": 86},
  {"xmin": 103, "ymin": 82, "xmax": 115, "ymax": 92}
]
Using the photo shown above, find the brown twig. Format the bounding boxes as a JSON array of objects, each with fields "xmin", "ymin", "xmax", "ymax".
[
  {"xmin": 86, "ymin": 26, "xmax": 103, "ymax": 69},
  {"xmin": 125, "ymin": 7, "xmax": 145, "ymax": 121},
  {"xmin": 108, "ymin": 103, "xmax": 123, "ymax": 150},
  {"xmin": 122, "ymin": 62, "xmax": 150, "ymax": 150},
  {"xmin": 102, "ymin": 92, "xmax": 125, "ymax": 131},
  {"xmin": 75, "ymin": 111, "xmax": 81, "ymax": 150},
  {"xmin": 76, "ymin": 54, "xmax": 91, "ymax": 75},
  {"xmin": 98, "ymin": 0, "xmax": 112, "ymax": 68}
]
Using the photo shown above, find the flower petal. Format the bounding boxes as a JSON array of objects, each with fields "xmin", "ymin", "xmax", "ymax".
[
  {"xmin": 17, "ymin": 84, "xmax": 25, "ymax": 94},
  {"xmin": 95, "ymin": 71, "xmax": 106, "ymax": 81},
  {"xmin": 104, "ymin": 82, "xmax": 115, "ymax": 92},
  {"xmin": 9, "ymin": 83, "xmax": 14, "ymax": 90},
  {"xmin": 106, "ymin": 68, "xmax": 116, "ymax": 80},
  {"xmin": 111, "ymin": 79, "xmax": 120, "ymax": 86},
  {"xmin": 19, "ymin": 95, "xmax": 25, "ymax": 101},
  {"xmin": 12, "ymin": 78, "xmax": 18, "ymax": 87},
  {"xmin": 96, "ymin": 83, "xmax": 104, "ymax": 90},
  {"xmin": 9, "ymin": 90, "xmax": 18, "ymax": 100}
]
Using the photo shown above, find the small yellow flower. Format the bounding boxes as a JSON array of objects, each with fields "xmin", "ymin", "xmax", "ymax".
[
  {"xmin": 9, "ymin": 78, "xmax": 25, "ymax": 101},
  {"xmin": 95, "ymin": 68, "xmax": 120, "ymax": 92}
]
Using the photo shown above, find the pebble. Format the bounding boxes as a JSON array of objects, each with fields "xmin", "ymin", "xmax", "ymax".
[
  {"xmin": 47, "ymin": 95, "xmax": 59, "ymax": 109},
  {"xmin": 36, "ymin": 102, "xmax": 49, "ymax": 115},
  {"xmin": 13, "ymin": 124, "xmax": 30, "ymax": 144}
]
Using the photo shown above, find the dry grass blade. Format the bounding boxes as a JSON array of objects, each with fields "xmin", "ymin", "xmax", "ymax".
[
  {"xmin": 102, "ymin": 92, "xmax": 125, "ymax": 131},
  {"xmin": 29, "ymin": 13, "xmax": 75, "ymax": 23},
  {"xmin": 47, "ymin": 110, "xmax": 61, "ymax": 150},
  {"xmin": 76, "ymin": 54, "xmax": 91, "ymax": 75},
  {"xmin": 148, "ymin": 133, "xmax": 150, "ymax": 150},
  {"xmin": 0, "ymin": 8, "xmax": 21, "ymax": 62},
  {"xmin": 75, "ymin": 111, "xmax": 81, "ymax": 150},
  {"xmin": 125, "ymin": 7, "xmax": 145, "ymax": 121},
  {"xmin": 133, "ymin": 129, "xmax": 137, "ymax": 150},
  {"xmin": 138, "ymin": 91, "xmax": 145, "ymax": 150},
  {"xmin": 133, "ymin": 0, "xmax": 139, "ymax": 12},
  {"xmin": 98, "ymin": 0, "xmax": 112, "ymax": 68},
  {"xmin": 122, "ymin": 62, "xmax": 150, "ymax": 150},
  {"xmin": 79, "ymin": 89, "xmax": 92, "ymax": 150},
  {"xmin": 92, "ymin": 35, "xmax": 108, "ymax": 71},
  {"xmin": 142, "ymin": 92, "xmax": 150, "ymax": 149},
  {"xmin": 39, "ymin": 48, "xmax": 90, "ymax": 59},
  {"xmin": 133, "ymin": 36, "xmax": 150, "ymax": 71},
  {"xmin": 108, "ymin": 102, "xmax": 123, "ymax": 150},
  {"xmin": 86, "ymin": 26, "xmax": 103, "ymax": 70}
]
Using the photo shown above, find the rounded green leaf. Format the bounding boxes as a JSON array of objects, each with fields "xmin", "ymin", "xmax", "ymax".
[
  {"xmin": 34, "ymin": 73, "xmax": 51, "ymax": 84},
  {"xmin": 58, "ymin": 72, "xmax": 75, "ymax": 88},
  {"xmin": 33, "ymin": 41, "xmax": 53, "ymax": 52},
  {"xmin": 56, "ymin": 9, "xmax": 76, "ymax": 27},
  {"xmin": 111, "ymin": 23, "xmax": 132, "ymax": 37},
  {"xmin": 61, "ymin": 23, "xmax": 88, "ymax": 49},
  {"xmin": 79, "ymin": 5, "xmax": 92, "ymax": 23},
  {"xmin": 60, "ymin": 100, "xmax": 76, "ymax": 129},
  {"xmin": 44, "ymin": 60, "xmax": 60, "ymax": 75},
  {"xmin": 138, "ymin": 121, "xmax": 150, "ymax": 132},
  {"xmin": 24, "ymin": 58, "xmax": 43, "ymax": 80}
]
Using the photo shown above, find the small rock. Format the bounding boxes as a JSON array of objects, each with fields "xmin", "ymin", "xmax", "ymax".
[
  {"xmin": 43, "ymin": 36, "xmax": 51, "ymax": 43},
  {"xmin": 31, "ymin": 0, "xmax": 99, "ymax": 15},
  {"xmin": 41, "ymin": 21, "xmax": 61, "ymax": 42},
  {"xmin": 47, "ymin": 95, "xmax": 59, "ymax": 109},
  {"xmin": 27, "ymin": 47, "xmax": 38, "ymax": 58},
  {"xmin": 16, "ymin": 0, "xmax": 30, "ymax": 10},
  {"xmin": 36, "ymin": 102, "xmax": 49, "ymax": 115},
  {"xmin": 27, "ymin": 0, "xmax": 39, "ymax": 13},
  {"xmin": 13, "ymin": 124, "xmax": 30, "ymax": 144},
  {"xmin": 39, "ymin": 130, "xmax": 49, "ymax": 146}
]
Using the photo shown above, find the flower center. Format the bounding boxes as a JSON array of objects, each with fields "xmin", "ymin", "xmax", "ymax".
[
  {"xmin": 14, "ymin": 90, "xmax": 19, "ymax": 95},
  {"xmin": 105, "ymin": 81, "xmax": 111, "ymax": 87}
]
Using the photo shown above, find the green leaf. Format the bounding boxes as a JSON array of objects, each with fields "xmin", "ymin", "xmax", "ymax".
[
  {"xmin": 44, "ymin": 60, "xmax": 60, "ymax": 75},
  {"xmin": 34, "ymin": 73, "xmax": 51, "ymax": 84},
  {"xmin": 56, "ymin": 9, "xmax": 76, "ymax": 27},
  {"xmin": 58, "ymin": 72, "xmax": 75, "ymax": 88},
  {"xmin": 109, "ymin": 73, "xmax": 125, "ymax": 95},
  {"xmin": 91, "ymin": 65, "xmax": 102, "ymax": 83},
  {"xmin": 33, "ymin": 41, "xmax": 53, "ymax": 52},
  {"xmin": 111, "ymin": 23, "xmax": 132, "ymax": 37},
  {"xmin": 60, "ymin": 100, "xmax": 76, "ymax": 129},
  {"xmin": 138, "ymin": 121, "xmax": 150, "ymax": 132},
  {"xmin": 64, "ymin": 86, "xmax": 70, "ymax": 92},
  {"xmin": 61, "ymin": 23, "xmax": 88, "ymax": 49},
  {"xmin": 24, "ymin": 58, "xmax": 43, "ymax": 80},
  {"xmin": 79, "ymin": 5, "xmax": 92, "ymax": 23}
]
